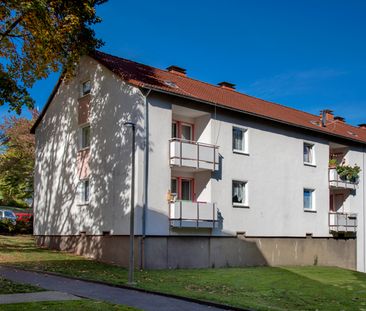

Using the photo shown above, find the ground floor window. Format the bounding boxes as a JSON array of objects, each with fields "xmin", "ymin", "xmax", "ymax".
[
  {"xmin": 304, "ymin": 189, "xmax": 315, "ymax": 211},
  {"xmin": 78, "ymin": 179, "xmax": 90, "ymax": 204},
  {"xmin": 171, "ymin": 177, "xmax": 194, "ymax": 201},
  {"xmin": 232, "ymin": 180, "xmax": 247, "ymax": 207}
]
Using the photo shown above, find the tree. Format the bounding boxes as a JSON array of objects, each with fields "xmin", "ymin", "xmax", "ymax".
[
  {"xmin": 0, "ymin": 111, "xmax": 38, "ymax": 207},
  {"xmin": 0, "ymin": 0, "xmax": 106, "ymax": 114}
]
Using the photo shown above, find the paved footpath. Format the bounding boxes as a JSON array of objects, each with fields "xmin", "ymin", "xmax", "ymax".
[
  {"xmin": 0, "ymin": 291, "xmax": 81, "ymax": 304},
  {"xmin": 0, "ymin": 266, "xmax": 232, "ymax": 311}
]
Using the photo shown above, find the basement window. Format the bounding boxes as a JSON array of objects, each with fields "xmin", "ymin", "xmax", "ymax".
[
  {"xmin": 78, "ymin": 179, "xmax": 90, "ymax": 204},
  {"xmin": 82, "ymin": 80, "xmax": 91, "ymax": 96}
]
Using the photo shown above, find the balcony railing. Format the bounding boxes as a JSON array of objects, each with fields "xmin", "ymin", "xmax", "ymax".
[
  {"xmin": 169, "ymin": 138, "xmax": 219, "ymax": 171},
  {"xmin": 169, "ymin": 201, "xmax": 217, "ymax": 228},
  {"xmin": 329, "ymin": 168, "xmax": 359, "ymax": 190},
  {"xmin": 329, "ymin": 212, "xmax": 357, "ymax": 233}
]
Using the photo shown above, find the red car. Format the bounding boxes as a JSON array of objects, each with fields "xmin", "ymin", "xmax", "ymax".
[{"xmin": 14, "ymin": 212, "xmax": 33, "ymax": 223}]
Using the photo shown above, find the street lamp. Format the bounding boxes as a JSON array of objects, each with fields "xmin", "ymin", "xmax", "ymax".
[{"xmin": 124, "ymin": 121, "xmax": 136, "ymax": 285}]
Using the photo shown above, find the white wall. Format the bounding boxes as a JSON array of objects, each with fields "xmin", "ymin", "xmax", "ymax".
[{"xmin": 34, "ymin": 56, "xmax": 145, "ymax": 236}]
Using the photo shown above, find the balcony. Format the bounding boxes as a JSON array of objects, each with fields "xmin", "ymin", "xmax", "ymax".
[
  {"xmin": 169, "ymin": 138, "xmax": 219, "ymax": 171},
  {"xmin": 329, "ymin": 168, "xmax": 359, "ymax": 190},
  {"xmin": 169, "ymin": 201, "xmax": 217, "ymax": 228},
  {"xmin": 329, "ymin": 212, "xmax": 357, "ymax": 234}
]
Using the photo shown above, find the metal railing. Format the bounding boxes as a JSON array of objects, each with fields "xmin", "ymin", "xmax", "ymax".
[
  {"xmin": 169, "ymin": 138, "xmax": 219, "ymax": 171},
  {"xmin": 329, "ymin": 168, "xmax": 359, "ymax": 190},
  {"xmin": 329, "ymin": 212, "xmax": 357, "ymax": 233},
  {"xmin": 169, "ymin": 200, "xmax": 217, "ymax": 228}
]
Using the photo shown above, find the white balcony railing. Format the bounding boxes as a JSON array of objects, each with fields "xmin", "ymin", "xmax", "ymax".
[
  {"xmin": 329, "ymin": 212, "xmax": 357, "ymax": 233},
  {"xmin": 169, "ymin": 201, "xmax": 217, "ymax": 228},
  {"xmin": 329, "ymin": 168, "xmax": 359, "ymax": 190},
  {"xmin": 169, "ymin": 138, "xmax": 219, "ymax": 171}
]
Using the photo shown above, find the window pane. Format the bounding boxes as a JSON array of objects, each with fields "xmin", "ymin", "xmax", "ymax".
[
  {"xmin": 181, "ymin": 125, "xmax": 192, "ymax": 141},
  {"xmin": 172, "ymin": 123, "xmax": 177, "ymax": 138},
  {"xmin": 233, "ymin": 181, "xmax": 245, "ymax": 204},
  {"xmin": 304, "ymin": 144, "xmax": 313, "ymax": 163},
  {"xmin": 181, "ymin": 179, "xmax": 191, "ymax": 200},
  {"xmin": 304, "ymin": 190, "xmax": 312, "ymax": 209},
  {"xmin": 233, "ymin": 128, "xmax": 244, "ymax": 151},
  {"xmin": 82, "ymin": 81, "xmax": 91, "ymax": 95},
  {"xmin": 82, "ymin": 126, "xmax": 90, "ymax": 148},
  {"xmin": 84, "ymin": 180, "xmax": 89, "ymax": 202}
]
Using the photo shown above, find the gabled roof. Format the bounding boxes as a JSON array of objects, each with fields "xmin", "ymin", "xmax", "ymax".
[{"xmin": 32, "ymin": 50, "xmax": 366, "ymax": 145}]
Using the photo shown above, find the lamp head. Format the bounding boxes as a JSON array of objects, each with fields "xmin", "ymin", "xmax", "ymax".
[{"xmin": 124, "ymin": 121, "xmax": 135, "ymax": 128}]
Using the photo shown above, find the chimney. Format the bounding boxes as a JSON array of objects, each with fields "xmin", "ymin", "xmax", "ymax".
[
  {"xmin": 358, "ymin": 123, "xmax": 366, "ymax": 129},
  {"xmin": 218, "ymin": 81, "xmax": 236, "ymax": 90},
  {"xmin": 334, "ymin": 116, "xmax": 345, "ymax": 123},
  {"xmin": 320, "ymin": 109, "xmax": 334, "ymax": 127},
  {"xmin": 167, "ymin": 65, "xmax": 186, "ymax": 77}
]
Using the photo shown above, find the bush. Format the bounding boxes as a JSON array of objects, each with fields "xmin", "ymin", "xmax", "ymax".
[{"xmin": 0, "ymin": 218, "xmax": 33, "ymax": 235}]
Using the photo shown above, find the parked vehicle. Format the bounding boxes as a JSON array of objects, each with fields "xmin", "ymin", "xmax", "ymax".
[
  {"xmin": 14, "ymin": 212, "xmax": 33, "ymax": 223},
  {"xmin": 0, "ymin": 210, "xmax": 17, "ymax": 225}
]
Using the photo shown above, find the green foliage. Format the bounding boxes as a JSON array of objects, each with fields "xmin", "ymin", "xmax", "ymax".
[
  {"xmin": 0, "ymin": 219, "xmax": 16, "ymax": 234},
  {"xmin": 336, "ymin": 164, "xmax": 361, "ymax": 182},
  {"xmin": 0, "ymin": 0, "xmax": 106, "ymax": 114},
  {"xmin": 328, "ymin": 159, "xmax": 337, "ymax": 167},
  {"xmin": 0, "ymin": 112, "xmax": 38, "ymax": 206}
]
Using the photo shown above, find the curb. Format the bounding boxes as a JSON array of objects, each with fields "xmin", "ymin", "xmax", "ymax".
[{"xmin": 0, "ymin": 265, "xmax": 253, "ymax": 311}]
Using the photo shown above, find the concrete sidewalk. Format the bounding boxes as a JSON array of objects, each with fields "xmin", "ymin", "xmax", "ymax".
[
  {"xmin": 0, "ymin": 291, "xmax": 81, "ymax": 304},
  {"xmin": 0, "ymin": 266, "xmax": 233, "ymax": 311}
]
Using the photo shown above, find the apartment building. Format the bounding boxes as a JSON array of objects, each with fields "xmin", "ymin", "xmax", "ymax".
[{"xmin": 31, "ymin": 51, "xmax": 366, "ymax": 271}]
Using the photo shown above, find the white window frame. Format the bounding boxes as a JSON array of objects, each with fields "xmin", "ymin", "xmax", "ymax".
[
  {"xmin": 78, "ymin": 179, "xmax": 90, "ymax": 205},
  {"xmin": 81, "ymin": 80, "xmax": 91, "ymax": 97},
  {"xmin": 232, "ymin": 180, "xmax": 248, "ymax": 207},
  {"xmin": 303, "ymin": 188, "xmax": 316, "ymax": 212},
  {"xmin": 232, "ymin": 126, "xmax": 249, "ymax": 154},
  {"xmin": 303, "ymin": 142, "xmax": 316, "ymax": 166},
  {"xmin": 79, "ymin": 124, "xmax": 91, "ymax": 150}
]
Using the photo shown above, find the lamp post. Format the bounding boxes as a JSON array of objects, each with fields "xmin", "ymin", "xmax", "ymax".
[{"xmin": 124, "ymin": 121, "xmax": 136, "ymax": 285}]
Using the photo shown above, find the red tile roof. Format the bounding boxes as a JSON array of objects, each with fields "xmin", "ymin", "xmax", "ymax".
[{"xmin": 32, "ymin": 50, "xmax": 366, "ymax": 144}]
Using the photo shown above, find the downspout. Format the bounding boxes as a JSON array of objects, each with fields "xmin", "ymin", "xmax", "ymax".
[{"xmin": 141, "ymin": 88, "xmax": 151, "ymax": 269}]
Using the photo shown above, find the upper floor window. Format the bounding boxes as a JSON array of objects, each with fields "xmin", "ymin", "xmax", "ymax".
[
  {"xmin": 303, "ymin": 189, "xmax": 315, "ymax": 211},
  {"xmin": 80, "ymin": 125, "xmax": 90, "ymax": 149},
  {"xmin": 82, "ymin": 80, "xmax": 91, "ymax": 96},
  {"xmin": 78, "ymin": 179, "xmax": 90, "ymax": 204},
  {"xmin": 172, "ymin": 121, "xmax": 193, "ymax": 141},
  {"xmin": 303, "ymin": 143, "xmax": 315, "ymax": 165},
  {"xmin": 171, "ymin": 177, "xmax": 194, "ymax": 201},
  {"xmin": 232, "ymin": 180, "xmax": 248, "ymax": 207},
  {"xmin": 232, "ymin": 127, "xmax": 248, "ymax": 153}
]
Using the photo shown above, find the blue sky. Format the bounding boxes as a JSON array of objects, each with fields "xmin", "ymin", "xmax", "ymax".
[{"xmin": 2, "ymin": 0, "xmax": 366, "ymax": 125}]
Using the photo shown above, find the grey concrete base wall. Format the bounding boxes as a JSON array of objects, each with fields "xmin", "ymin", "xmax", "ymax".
[{"xmin": 35, "ymin": 235, "xmax": 356, "ymax": 270}]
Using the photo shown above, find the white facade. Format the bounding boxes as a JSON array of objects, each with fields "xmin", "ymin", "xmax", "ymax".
[{"xmin": 34, "ymin": 56, "xmax": 366, "ymax": 271}]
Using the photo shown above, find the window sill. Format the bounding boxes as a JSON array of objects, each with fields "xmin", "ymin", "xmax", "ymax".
[
  {"xmin": 233, "ymin": 150, "xmax": 249, "ymax": 156},
  {"xmin": 79, "ymin": 93, "xmax": 91, "ymax": 100},
  {"xmin": 304, "ymin": 162, "xmax": 316, "ymax": 167},
  {"xmin": 233, "ymin": 204, "xmax": 249, "ymax": 208},
  {"xmin": 77, "ymin": 202, "xmax": 90, "ymax": 206},
  {"xmin": 304, "ymin": 209, "xmax": 317, "ymax": 213}
]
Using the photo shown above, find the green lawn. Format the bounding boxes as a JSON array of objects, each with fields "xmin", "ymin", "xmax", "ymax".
[
  {"xmin": 0, "ymin": 300, "xmax": 139, "ymax": 311},
  {"xmin": 0, "ymin": 277, "xmax": 43, "ymax": 295},
  {"xmin": 1, "ymin": 235, "xmax": 366, "ymax": 310}
]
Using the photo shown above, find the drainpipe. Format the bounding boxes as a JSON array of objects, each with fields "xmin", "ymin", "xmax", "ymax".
[{"xmin": 141, "ymin": 88, "xmax": 151, "ymax": 269}]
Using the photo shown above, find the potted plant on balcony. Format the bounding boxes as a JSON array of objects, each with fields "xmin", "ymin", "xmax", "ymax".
[
  {"xmin": 329, "ymin": 159, "xmax": 337, "ymax": 168},
  {"xmin": 336, "ymin": 164, "xmax": 361, "ymax": 183}
]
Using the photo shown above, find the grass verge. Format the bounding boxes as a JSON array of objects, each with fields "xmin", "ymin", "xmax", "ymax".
[
  {"xmin": 1, "ymin": 235, "xmax": 366, "ymax": 310},
  {"xmin": 0, "ymin": 277, "xmax": 43, "ymax": 295}
]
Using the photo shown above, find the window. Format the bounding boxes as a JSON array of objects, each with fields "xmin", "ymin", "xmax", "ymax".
[
  {"xmin": 304, "ymin": 189, "xmax": 315, "ymax": 211},
  {"xmin": 80, "ymin": 125, "xmax": 90, "ymax": 149},
  {"xmin": 303, "ymin": 143, "xmax": 314, "ymax": 164},
  {"xmin": 82, "ymin": 80, "xmax": 91, "ymax": 96},
  {"xmin": 78, "ymin": 179, "xmax": 90, "ymax": 204},
  {"xmin": 170, "ymin": 177, "xmax": 194, "ymax": 201},
  {"xmin": 171, "ymin": 121, "xmax": 193, "ymax": 141},
  {"xmin": 232, "ymin": 127, "xmax": 247, "ymax": 153},
  {"xmin": 232, "ymin": 180, "xmax": 247, "ymax": 206}
]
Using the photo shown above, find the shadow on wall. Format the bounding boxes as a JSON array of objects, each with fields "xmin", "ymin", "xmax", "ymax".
[{"xmin": 34, "ymin": 57, "xmax": 159, "ymax": 259}]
